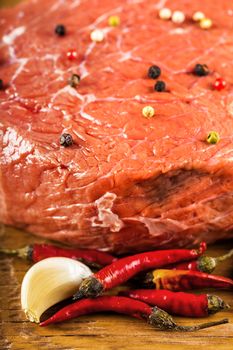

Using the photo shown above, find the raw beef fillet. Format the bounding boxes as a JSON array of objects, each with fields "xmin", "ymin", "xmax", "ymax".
[{"xmin": 1, "ymin": 0, "xmax": 233, "ymax": 253}]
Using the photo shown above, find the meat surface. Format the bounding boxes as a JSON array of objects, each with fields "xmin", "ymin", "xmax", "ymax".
[{"xmin": 1, "ymin": 0, "xmax": 233, "ymax": 253}]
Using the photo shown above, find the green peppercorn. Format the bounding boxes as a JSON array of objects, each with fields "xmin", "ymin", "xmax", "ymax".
[
  {"xmin": 108, "ymin": 15, "xmax": 120, "ymax": 27},
  {"xmin": 207, "ymin": 131, "xmax": 220, "ymax": 144}
]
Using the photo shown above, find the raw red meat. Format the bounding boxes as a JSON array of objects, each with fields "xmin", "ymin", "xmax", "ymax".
[{"xmin": 1, "ymin": 0, "xmax": 233, "ymax": 253}]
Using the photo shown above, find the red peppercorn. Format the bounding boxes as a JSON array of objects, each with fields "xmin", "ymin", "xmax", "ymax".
[
  {"xmin": 66, "ymin": 49, "xmax": 78, "ymax": 60},
  {"xmin": 213, "ymin": 78, "xmax": 226, "ymax": 91}
]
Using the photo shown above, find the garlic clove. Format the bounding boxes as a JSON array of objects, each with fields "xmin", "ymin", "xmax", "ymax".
[{"xmin": 21, "ymin": 257, "xmax": 92, "ymax": 323}]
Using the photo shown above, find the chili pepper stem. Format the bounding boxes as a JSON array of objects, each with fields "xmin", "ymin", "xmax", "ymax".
[
  {"xmin": 0, "ymin": 246, "xmax": 30, "ymax": 259},
  {"xmin": 207, "ymin": 295, "xmax": 230, "ymax": 314},
  {"xmin": 215, "ymin": 249, "xmax": 233, "ymax": 262},
  {"xmin": 73, "ymin": 276, "xmax": 103, "ymax": 300},
  {"xmin": 198, "ymin": 249, "xmax": 233, "ymax": 273},
  {"xmin": 149, "ymin": 307, "xmax": 228, "ymax": 331},
  {"xmin": 174, "ymin": 318, "xmax": 229, "ymax": 332}
]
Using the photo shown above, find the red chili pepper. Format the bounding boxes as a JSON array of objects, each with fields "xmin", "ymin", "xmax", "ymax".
[
  {"xmin": 0, "ymin": 244, "xmax": 116, "ymax": 268},
  {"xmin": 143, "ymin": 269, "xmax": 233, "ymax": 291},
  {"xmin": 119, "ymin": 290, "xmax": 229, "ymax": 317},
  {"xmin": 73, "ymin": 242, "xmax": 206, "ymax": 299},
  {"xmin": 172, "ymin": 249, "xmax": 233, "ymax": 273},
  {"xmin": 40, "ymin": 295, "xmax": 228, "ymax": 331}
]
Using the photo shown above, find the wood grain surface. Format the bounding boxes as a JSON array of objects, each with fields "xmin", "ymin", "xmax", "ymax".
[
  {"xmin": 0, "ymin": 226, "xmax": 232, "ymax": 350},
  {"xmin": 0, "ymin": 0, "xmax": 22, "ymax": 7}
]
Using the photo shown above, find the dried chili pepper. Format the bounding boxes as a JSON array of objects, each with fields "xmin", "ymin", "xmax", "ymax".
[
  {"xmin": 172, "ymin": 248, "xmax": 233, "ymax": 273},
  {"xmin": 40, "ymin": 295, "xmax": 228, "ymax": 331},
  {"xmin": 143, "ymin": 269, "xmax": 233, "ymax": 291},
  {"xmin": 119, "ymin": 290, "xmax": 229, "ymax": 317},
  {"xmin": 73, "ymin": 242, "xmax": 206, "ymax": 299},
  {"xmin": 0, "ymin": 244, "xmax": 116, "ymax": 269}
]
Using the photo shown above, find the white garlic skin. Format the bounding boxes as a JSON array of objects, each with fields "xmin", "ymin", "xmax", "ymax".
[{"xmin": 21, "ymin": 257, "xmax": 92, "ymax": 323}]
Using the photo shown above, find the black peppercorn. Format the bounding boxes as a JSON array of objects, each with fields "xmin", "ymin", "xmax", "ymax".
[
  {"xmin": 0, "ymin": 79, "xmax": 4, "ymax": 90},
  {"xmin": 148, "ymin": 65, "xmax": 161, "ymax": 79},
  {"xmin": 69, "ymin": 74, "xmax": 80, "ymax": 88},
  {"xmin": 154, "ymin": 80, "xmax": 166, "ymax": 92},
  {"xmin": 55, "ymin": 24, "xmax": 66, "ymax": 36},
  {"xmin": 60, "ymin": 133, "xmax": 73, "ymax": 147},
  {"xmin": 193, "ymin": 64, "xmax": 209, "ymax": 76}
]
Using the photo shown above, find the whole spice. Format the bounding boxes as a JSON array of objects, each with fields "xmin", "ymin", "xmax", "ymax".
[
  {"xmin": 173, "ymin": 249, "xmax": 233, "ymax": 273},
  {"xmin": 0, "ymin": 79, "xmax": 4, "ymax": 90},
  {"xmin": 154, "ymin": 81, "xmax": 166, "ymax": 92},
  {"xmin": 55, "ymin": 24, "xmax": 66, "ymax": 36},
  {"xmin": 143, "ymin": 269, "xmax": 233, "ymax": 291},
  {"xmin": 90, "ymin": 29, "xmax": 104, "ymax": 42},
  {"xmin": 66, "ymin": 49, "xmax": 78, "ymax": 60},
  {"xmin": 60, "ymin": 133, "xmax": 73, "ymax": 147},
  {"xmin": 171, "ymin": 11, "xmax": 186, "ymax": 24},
  {"xmin": 0, "ymin": 244, "xmax": 116, "ymax": 268},
  {"xmin": 142, "ymin": 106, "xmax": 155, "ymax": 118},
  {"xmin": 193, "ymin": 63, "xmax": 209, "ymax": 76},
  {"xmin": 199, "ymin": 18, "xmax": 213, "ymax": 29},
  {"xmin": 73, "ymin": 243, "xmax": 206, "ymax": 300},
  {"xmin": 40, "ymin": 295, "xmax": 228, "ymax": 331},
  {"xmin": 148, "ymin": 65, "xmax": 161, "ymax": 79},
  {"xmin": 206, "ymin": 131, "xmax": 220, "ymax": 144},
  {"xmin": 213, "ymin": 77, "xmax": 226, "ymax": 91},
  {"xmin": 21, "ymin": 257, "xmax": 92, "ymax": 323},
  {"xmin": 108, "ymin": 15, "xmax": 120, "ymax": 27},
  {"xmin": 119, "ymin": 290, "xmax": 229, "ymax": 317},
  {"xmin": 192, "ymin": 11, "xmax": 205, "ymax": 22},
  {"xmin": 158, "ymin": 8, "xmax": 172, "ymax": 21},
  {"xmin": 69, "ymin": 74, "xmax": 80, "ymax": 88}
]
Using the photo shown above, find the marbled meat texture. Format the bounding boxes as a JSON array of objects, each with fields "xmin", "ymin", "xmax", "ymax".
[{"xmin": 1, "ymin": 0, "xmax": 233, "ymax": 253}]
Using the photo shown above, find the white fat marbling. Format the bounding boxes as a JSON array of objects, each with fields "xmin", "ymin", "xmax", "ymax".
[
  {"xmin": 91, "ymin": 192, "xmax": 124, "ymax": 232},
  {"xmin": 2, "ymin": 26, "xmax": 25, "ymax": 45}
]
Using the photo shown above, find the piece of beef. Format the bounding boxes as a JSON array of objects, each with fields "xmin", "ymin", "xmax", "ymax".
[{"xmin": 0, "ymin": 0, "xmax": 233, "ymax": 253}]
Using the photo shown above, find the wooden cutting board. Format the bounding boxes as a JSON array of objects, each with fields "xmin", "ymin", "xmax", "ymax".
[
  {"xmin": 0, "ymin": 226, "xmax": 232, "ymax": 350},
  {"xmin": 0, "ymin": 0, "xmax": 22, "ymax": 7}
]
